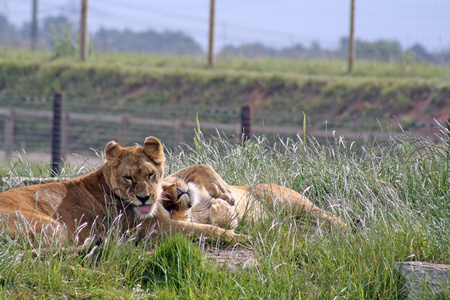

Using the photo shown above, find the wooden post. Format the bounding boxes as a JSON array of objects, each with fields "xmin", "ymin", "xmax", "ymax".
[
  {"xmin": 348, "ymin": 0, "xmax": 355, "ymax": 72},
  {"xmin": 241, "ymin": 105, "xmax": 252, "ymax": 141},
  {"xmin": 207, "ymin": 0, "xmax": 215, "ymax": 67},
  {"xmin": 79, "ymin": 0, "xmax": 89, "ymax": 61},
  {"xmin": 31, "ymin": 0, "xmax": 38, "ymax": 50},
  {"xmin": 4, "ymin": 109, "xmax": 15, "ymax": 160},
  {"xmin": 51, "ymin": 93, "xmax": 64, "ymax": 176}
]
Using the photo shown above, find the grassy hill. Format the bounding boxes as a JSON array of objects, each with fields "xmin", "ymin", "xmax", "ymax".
[{"xmin": 1, "ymin": 50, "xmax": 450, "ymax": 129}]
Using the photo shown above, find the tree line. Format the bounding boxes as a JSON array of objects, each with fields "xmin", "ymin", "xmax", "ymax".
[
  {"xmin": 1, "ymin": 14, "xmax": 449, "ymax": 64},
  {"xmin": 0, "ymin": 14, "xmax": 203, "ymax": 56},
  {"xmin": 219, "ymin": 39, "xmax": 450, "ymax": 65}
]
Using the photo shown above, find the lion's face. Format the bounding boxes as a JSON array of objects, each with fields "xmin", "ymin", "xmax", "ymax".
[
  {"xmin": 161, "ymin": 181, "xmax": 199, "ymax": 213},
  {"xmin": 104, "ymin": 137, "xmax": 166, "ymax": 219}
]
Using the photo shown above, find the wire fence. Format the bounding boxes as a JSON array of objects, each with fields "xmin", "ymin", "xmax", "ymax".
[{"xmin": 0, "ymin": 94, "xmax": 443, "ymax": 169}]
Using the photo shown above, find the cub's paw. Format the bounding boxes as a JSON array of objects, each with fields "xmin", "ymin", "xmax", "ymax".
[
  {"xmin": 210, "ymin": 198, "xmax": 238, "ymax": 229},
  {"xmin": 215, "ymin": 189, "xmax": 236, "ymax": 206}
]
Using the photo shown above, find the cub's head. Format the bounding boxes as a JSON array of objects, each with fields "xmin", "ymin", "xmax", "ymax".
[
  {"xmin": 161, "ymin": 180, "xmax": 200, "ymax": 215},
  {"xmin": 104, "ymin": 136, "xmax": 166, "ymax": 219}
]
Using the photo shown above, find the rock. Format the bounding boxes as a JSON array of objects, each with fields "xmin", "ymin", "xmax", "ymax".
[
  {"xmin": 395, "ymin": 261, "xmax": 449, "ymax": 299},
  {"xmin": 204, "ymin": 248, "xmax": 258, "ymax": 272}
]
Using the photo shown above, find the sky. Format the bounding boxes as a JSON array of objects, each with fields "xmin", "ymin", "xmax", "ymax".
[{"xmin": 3, "ymin": 0, "xmax": 450, "ymax": 53}]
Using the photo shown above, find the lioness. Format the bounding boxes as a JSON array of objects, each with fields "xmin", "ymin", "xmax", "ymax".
[
  {"xmin": 0, "ymin": 137, "xmax": 245, "ymax": 248},
  {"xmin": 162, "ymin": 164, "xmax": 347, "ymax": 230}
]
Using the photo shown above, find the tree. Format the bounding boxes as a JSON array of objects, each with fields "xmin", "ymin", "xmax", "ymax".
[
  {"xmin": 409, "ymin": 43, "xmax": 434, "ymax": 63},
  {"xmin": 93, "ymin": 28, "xmax": 203, "ymax": 56},
  {"xmin": 218, "ymin": 42, "xmax": 277, "ymax": 58},
  {"xmin": 40, "ymin": 15, "xmax": 73, "ymax": 49},
  {"xmin": 356, "ymin": 39, "xmax": 403, "ymax": 62},
  {"xmin": 0, "ymin": 14, "xmax": 18, "ymax": 46}
]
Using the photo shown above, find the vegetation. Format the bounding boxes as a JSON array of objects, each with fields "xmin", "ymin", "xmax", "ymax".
[
  {"xmin": 0, "ymin": 14, "xmax": 202, "ymax": 56},
  {"xmin": 0, "ymin": 128, "xmax": 448, "ymax": 298},
  {"xmin": 1, "ymin": 13, "xmax": 449, "ymax": 64},
  {"xmin": 0, "ymin": 49, "xmax": 450, "ymax": 131},
  {"xmin": 219, "ymin": 38, "xmax": 450, "ymax": 64}
]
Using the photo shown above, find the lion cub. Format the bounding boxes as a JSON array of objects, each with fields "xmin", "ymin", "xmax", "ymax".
[{"xmin": 161, "ymin": 174, "xmax": 238, "ymax": 229}]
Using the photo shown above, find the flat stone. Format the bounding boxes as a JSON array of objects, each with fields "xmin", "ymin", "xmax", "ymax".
[
  {"xmin": 395, "ymin": 261, "xmax": 449, "ymax": 299},
  {"xmin": 204, "ymin": 248, "xmax": 257, "ymax": 272}
]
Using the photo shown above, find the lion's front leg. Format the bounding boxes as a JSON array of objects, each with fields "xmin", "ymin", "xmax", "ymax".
[{"xmin": 162, "ymin": 218, "xmax": 247, "ymax": 244}]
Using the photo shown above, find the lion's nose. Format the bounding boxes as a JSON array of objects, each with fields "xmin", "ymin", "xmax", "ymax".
[{"xmin": 136, "ymin": 195, "xmax": 150, "ymax": 203}]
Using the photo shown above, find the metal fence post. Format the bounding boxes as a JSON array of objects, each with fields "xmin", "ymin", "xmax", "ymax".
[
  {"xmin": 51, "ymin": 92, "xmax": 64, "ymax": 176},
  {"xmin": 241, "ymin": 105, "xmax": 252, "ymax": 141}
]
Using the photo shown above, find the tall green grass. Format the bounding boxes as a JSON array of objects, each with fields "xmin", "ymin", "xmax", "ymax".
[{"xmin": 0, "ymin": 128, "xmax": 449, "ymax": 298}]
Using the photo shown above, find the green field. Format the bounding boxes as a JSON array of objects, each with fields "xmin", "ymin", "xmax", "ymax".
[{"xmin": 0, "ymin": 130, "xmax": 448, "ymax": 299}]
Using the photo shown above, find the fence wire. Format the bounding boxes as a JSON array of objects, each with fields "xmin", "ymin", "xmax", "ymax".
[{"xmin": 0, "ymin": 95, "xmax": 441, "ymax": 166}]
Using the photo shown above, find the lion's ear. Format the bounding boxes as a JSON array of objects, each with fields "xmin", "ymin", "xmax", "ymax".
[
  {"xmin": 105, "ymin": 140, "xmax": 123, "ymax": 161},
  {"xmin": 144, "ymin": 136, "xmax": 166, "ymax": 164}
]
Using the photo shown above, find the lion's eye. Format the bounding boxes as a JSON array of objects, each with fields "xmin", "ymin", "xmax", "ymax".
[
  {"xmin": 148, "ymin": 173, "xmax": 155, "ymax": 179},
  {"xmin": 124, "ymin": 176, "xmax": 133, "ymax": 182}
]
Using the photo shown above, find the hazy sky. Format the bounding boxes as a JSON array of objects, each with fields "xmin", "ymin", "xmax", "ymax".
[{"xmin": 4, "ymin": 0, "xmax": 450, "ymax": 52}]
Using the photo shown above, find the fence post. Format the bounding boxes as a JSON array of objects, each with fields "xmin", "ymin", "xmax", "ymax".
[
  {"xmin": 51, "ymin": 92, "xmax": 64, "ymax": 176},
  {"xmin": 241, "ymin": 105, "xmax": 252, "ymax": 141},
  {"xmin": 4, "ymin": 108, "xmax": 15, "ymax": 160},
  {"xmin": 207, "ymin": 0, "xmax": 216, "ymax": 67},
  {"xmin": 79, "ymin": 0, "xmax": 89, "ymax": 61},
  {"xmin": 348, "ymin": 0, "xmax": 356, "ymax": 72}
]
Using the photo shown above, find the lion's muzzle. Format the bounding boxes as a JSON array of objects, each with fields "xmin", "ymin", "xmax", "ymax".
[
  {"xmin": 136, "ymin": 195, "xmax": 150, "ymax": 203},
  {"xmin": 133, "ymin": 193, "xmax": 158, "ymax": 218}
]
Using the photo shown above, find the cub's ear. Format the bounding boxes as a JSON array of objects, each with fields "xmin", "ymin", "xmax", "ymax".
[
  {"xmin": 105, "ymin": 140, "xmax": 123, "ymax": 161},
  {"xmin": 160, "ymin": 186, "xmax": 172, "ymax": 202},
  {"xmin": 144, "ymin": 136, "xmax": 166, "ymax": 164}
]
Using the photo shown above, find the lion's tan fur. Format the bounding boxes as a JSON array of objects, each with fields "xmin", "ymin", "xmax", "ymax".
[
  {"xmin": 163, "ymin": 164, "xmax": 347, "ymax": 230},
  {"xmin": 0, "ymin": 138, "xmax": 245, "ymax": 246}
]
